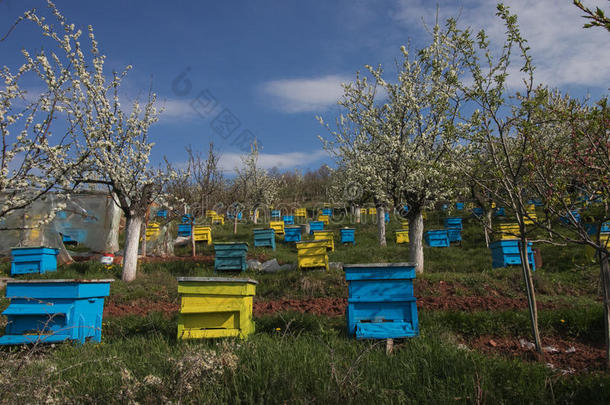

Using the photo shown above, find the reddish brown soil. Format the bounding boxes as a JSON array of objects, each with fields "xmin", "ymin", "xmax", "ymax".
[
  {"xmin": 468, "ymin": 335, "xmax": 606, "ymax": 373},
  {"xmin": 254, "ymin": 298, "xmax": 347, "ymax": 317},
  {"xmin": 104, "ymin": 298, "xmax": 179, "ymax": 317},
  {"xmin": 139, "ymin": 255, "xmax": 214, "ymax": 264}
]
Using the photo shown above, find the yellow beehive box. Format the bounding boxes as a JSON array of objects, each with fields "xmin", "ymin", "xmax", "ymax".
[
  {"xmin": 212, "ymin": 215, "xmax": 225, "ymax": 225},
  {"xmin": 524, "ymin": 206, "xmax": 537, "ymax": 225},
  {"xmin": 396, "ymin": 229, "xmax": 409, "ymax": 244},
  {"xmin": 269, "ymin": 220, "xmax": 285, "ymax": 236},
  {"xmin": 317, "ymin": 215, "xmax": 330, "ymax": 225},
  {"xmin": 586, "ymin": 233, "xmax": 610, "ymax": 262},
  {"xmin": 177, "ymin": 277, "xmax": 257, "ymax": 339},
  {"xmin": 359, "ymin": 208, "xmax": 367, "ymax": 215},
  {"xmin": 313, "ymin": 230, "xmax": 335, "ymax": 251},
  {"xmin": 145, "ymin": 223, "xmax": 160, "ymax": 239},
  {"xmin": 193, "ymin": 225, "xmax": 212, "ymax": 244},
  {"xmin": 295, "ymin": 208, "xmax": 307, "ymax": 217},
  {"xmin": 296, "ymin": 240, "xmax": 329, "ymax": 270},
  {"xmin": 368, "ymin": 207, "xmax": 377, "ymax": 215},
  {"xmin": 206, "ymin": 210, "xmax": 217, "ymax": 218},
  {"xmin": 498, "ymin": 223, "xmax": 520, "ymax": 240},
  {"xmin": 491, "ymin": 202, "xmax": 497, "ymax": 209},
  {"xmin": 401, "ymin": 220, "xmax": 409, "ymax": 229}
]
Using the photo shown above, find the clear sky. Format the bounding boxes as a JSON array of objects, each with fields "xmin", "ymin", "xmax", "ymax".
[{"xmin": 1, "ymin": 0, "xmax": 608, "ymax": 174}]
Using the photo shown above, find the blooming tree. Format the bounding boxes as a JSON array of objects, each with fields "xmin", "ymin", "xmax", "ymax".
[
  {"xmin": 0, "ymin": 6, "xmax": 90, "ymax": 226},
  {"xmin": 234, "ymin": 141, "xmax": 281, "ymax": 224},
  {"xmin": 11, "ymin": 1, "xmax": 180, "ymax": 281},
  {"xmin": 319, "ymin": 20, "xmax": 468, "ymax": 270}
]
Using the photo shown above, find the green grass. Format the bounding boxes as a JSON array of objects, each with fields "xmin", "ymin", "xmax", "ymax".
[{"xmin": 1, "ymin": 208, "xmax": 609, "ymax": 403}]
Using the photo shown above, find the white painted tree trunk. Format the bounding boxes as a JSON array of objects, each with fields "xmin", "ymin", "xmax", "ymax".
[
  {"xmin": 409, "ymin": 210, "xmax": 425, "ymax": 273},
  {"xmin": 253, "ymin": 207, "xmax": 258, "ymax": 225},
  {"xmin": 519, "ymin": 234, "xmax": 542, "ymax": 354},
  {"xmin": 376, "ymin": 206, "xmax": 386, "ymax": 247},
  {"xmin": 122, "ymin": 215, "xmax": 143, "ymax": 282},
  {"xmin": 355, "ymin": 206, "xmax": 361, "ymax": 224}
]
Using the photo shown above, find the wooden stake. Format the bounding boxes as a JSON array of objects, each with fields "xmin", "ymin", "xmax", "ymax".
[{"xmin": 386, "ymin": 338, "xmax": 394, "ymax": 355}]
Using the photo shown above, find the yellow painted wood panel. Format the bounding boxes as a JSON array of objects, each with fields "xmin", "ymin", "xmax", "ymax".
[
  {"xmin": 396, "ymin": 230, "xmax": 409, "ymax": 244},
  {"xmin": 313, "ymin": 231, "xmax": 334, "ymax": 251}
]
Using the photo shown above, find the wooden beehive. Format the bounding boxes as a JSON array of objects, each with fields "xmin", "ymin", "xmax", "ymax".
[
  {"xmin": 177, "ymin": 277, "xmax": 257, "ymax": 339},
  {"xmin": 308, "ymin": 221, "xmax": 324, "ymax": 234},
  {"xmin": 193, "ymin": 225, "xmax": 212, "ymax": 244},
  {"xmin": 340, "ymin": 228, "xmax": 355, "ymax": 245},
  {"xmin": 313, "ymin": 230, "xmax": 335, "ymax": 251},
  {"xmin": 296, "ymin": 240, "xmax": 329, "ymax": 270},
  {"xmin": 395, "ymin": 229, "xmax": 409, "ymax": 244},
  {"xmin": 344, "ymin": 263, "xmax": 419, "ymax": 339},
  {"xmin": 10, "ymin": 247, "xmax": 59, "ymax": 276},
  {"xmin": 284, "ymin": 226, "xmax": 302, "ymax": 243},
  {"xmin": 269, "ymin": 220, "xmax": 285, "ymax": 236},
  {"xmin": 498, "ymin": 223, "xmax": 520, "ymax": 240},
  {"xmin": 295, "ymin": 208, "xmax": 307, "ymax": 218},
  {"xmin": 0, "ymin": 279, "xmax": 113, "ymax": 345},
  {"xmin": 214, "ymin": 243, "xmax": 248, "ymax": 272},
  {"xmin": 424, "ymin": 230, "xmax": 449, "ymax": 247},
  {"xmin": 317, "ymin": 215, "xmax": 330, "ymax": 225},
  {"xmin": 253, "ymin": 228, "xmax": 276, "ymax": 250},
  {"xmin": 489, "ymin": 240, "xmax": 536, "ymax": 270}
]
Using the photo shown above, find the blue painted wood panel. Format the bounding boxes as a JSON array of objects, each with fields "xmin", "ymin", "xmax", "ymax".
[{"xmin": 11, "ymin": 247, "xmax": 59, "ymax": 276}]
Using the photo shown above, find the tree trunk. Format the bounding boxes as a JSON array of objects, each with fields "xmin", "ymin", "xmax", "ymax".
[
  {"xmin": 141, "ymin": 220, "xmax": 147, "ymax": 258},
  {"xmin": 376, "ymin": 206, "xmax": 387, "ymax": 247},
  {"xmin": 409, "ymin": 209, "xmax": 425, "ymax": 273},
  {"xmin": 191, "ymin": 223, "xmax": 196, "ymax": 257},
  {"xmin": 600, "ymin": 247, "xmax": 610, "ymax": 369},
  {"xmin": 484, "ymin": 209, "xmax": 493, "ymax": 248},
  {"xmin": 519, "ymin": 235, "xmax": 542, "ymax": 354},
  {"xmin": 355, "ymin": 206, "xmax": 361, "ymax": 224},
  {"xmin": 122, "ymin": 215, "xmax": 143, "ymax": 282},
  {"xmin": 234, "ymin": 212, "xmax": 238, "ymax": 235},
  {"xmin": 253, "ymin": 207, "xmax": 258, "ymax": 225}
]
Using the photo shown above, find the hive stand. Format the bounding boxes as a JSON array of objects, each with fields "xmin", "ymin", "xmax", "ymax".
[
  {"xmin": 177, "ymin": 277, "xmax": 257, "ymax": 339},
  {"xmin": 253, "ymin": 228, "xmax": 276, "ymax": 250},
  {"xmin": 345, "ymin": 263, "xmax": 419, "ymax": 339},
  {"xmin": 0, "ymin": 279, "xmax": 113, "ymax": 345},
  {"xmin": 214, "ymin": 242, "xmax": 249, "ymax": 272},
  {"xmin": 11, "ymin": 247, "xmax": 59, "ymax": 276}
]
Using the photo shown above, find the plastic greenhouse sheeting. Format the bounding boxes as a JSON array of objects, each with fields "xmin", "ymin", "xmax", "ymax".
[{"xmin": 0, "ymin": 192, "xmax": 121, "ymax": 264}]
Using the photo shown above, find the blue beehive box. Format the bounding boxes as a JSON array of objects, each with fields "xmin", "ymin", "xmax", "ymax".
[
  {"xmin": 178, "ymin": 223, "xmax": 192, "ymax": 237},
  {"xmin": 61, "ymin": 228, "xmax": 88, "ymax": 245},
  {"xmin": 181, "ymin": 214, "xmax": 194, "ymax": 224},
  {"xmin": 424, "ymin": 230, "xmax": 450, "ymax": 247},
  {"xmin": 455, "ymin": 202, "xmax": 464, "ymax": 211},
  {"xmin": 214, "ymin": 242, "xmax": 248, "ymax": 272},
  {"xmin": 283, "ymin": 215, "xmax": 295, "ymax": 225},
  {"xmin": 472, "ymin": 207, "xmax": 484, "ymax": 217},
  {"xmin": 441, "ymin": 204, "xmax": 448, "ymax": 211},
  {"xmin": 489, "ymin": 240, "xmax": 535, "ymax": 270},
  {"xmin": 227, "ymin": 212, "xmax": 243, "ymax": 220},
  {"xmin": 284, "ymin": 226, "xmax": 302, "ymax": 242},
  {"xmin": 0, "ymin": 279, "xmax": 113, "ymax": 345},
  {"xmin": 309, "ymin": 221, "xmax": 324, "ymax": 234},
  {"xmin": 446, "ymin": 228, "xmax": 462, "ymax": 243},
  {"xmin": 340, "ymin": 228, "xmax": 355, "ymax": 245},
  {"xmin": 322, "ymin": 208, "xmax": 332, "ymax": 217},
  {"xmin": 444, "ymin": 217, "xmax": 463, "ymax": 230},
  {"xmin": 384, "ymin": 212, "xmax": 390, "ymax": 223},
  {"xmin": 586, "ymin": 222, "xmax": 610, "ymax": 235},
  {"xmin": 253, "ymin": 228, "xmax": 276, "ymax": 250},
  {"xmin": 11, "ymin": 247, "xmax": 59, "ymax": 276},
  {"xmin": 271, "ymin": 210, "xmax": 281, "ymax": 220},
  {"xmin": 156, "ymin": 209, "xmax": 168, "ymax": 218},
  {"xmin": 344, "ymin": 263, "xmax": 419, "ymax": 339}
]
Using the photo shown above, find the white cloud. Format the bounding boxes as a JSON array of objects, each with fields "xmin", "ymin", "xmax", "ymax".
[
  {"xmin": 393, "ymin": 0, "xmax": 610, "ymax": 90},
  {"xmin": 219, "ymin": 149, "xmax": 329, "ymax": 172},
  {"xmin": 156, "ymin": 99, "xmax": 203, "ymax": 121},
  {"xmin": 261, "ymin": 75, "xmax": 350, "ymax": 113}
]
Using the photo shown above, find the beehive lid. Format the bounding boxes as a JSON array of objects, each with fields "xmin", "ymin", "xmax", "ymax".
[
  {"xmin": 6, "ymin": 279, "xmax": 115, "ymax": 284},
  {"xmin": 177, "ymin": 277, "xmax": 257, "ymax": 284},
  {"xmin": 344, "ymin": 263, "xmax": 416, "ymax": 268},
  {"xmin": 214, "ymin": 242, "xmax": 249, "ymax": 246}
]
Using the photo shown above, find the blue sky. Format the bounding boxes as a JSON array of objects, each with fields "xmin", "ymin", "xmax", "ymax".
[{"xmin": 1, "ymin": 0, "xmax": 608, "ymax": 174}]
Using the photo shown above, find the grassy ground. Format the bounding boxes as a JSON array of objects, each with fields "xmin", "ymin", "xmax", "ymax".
[{"xmin": 0, "ymin": 209, "xmax": 608, "ymax": 404}]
